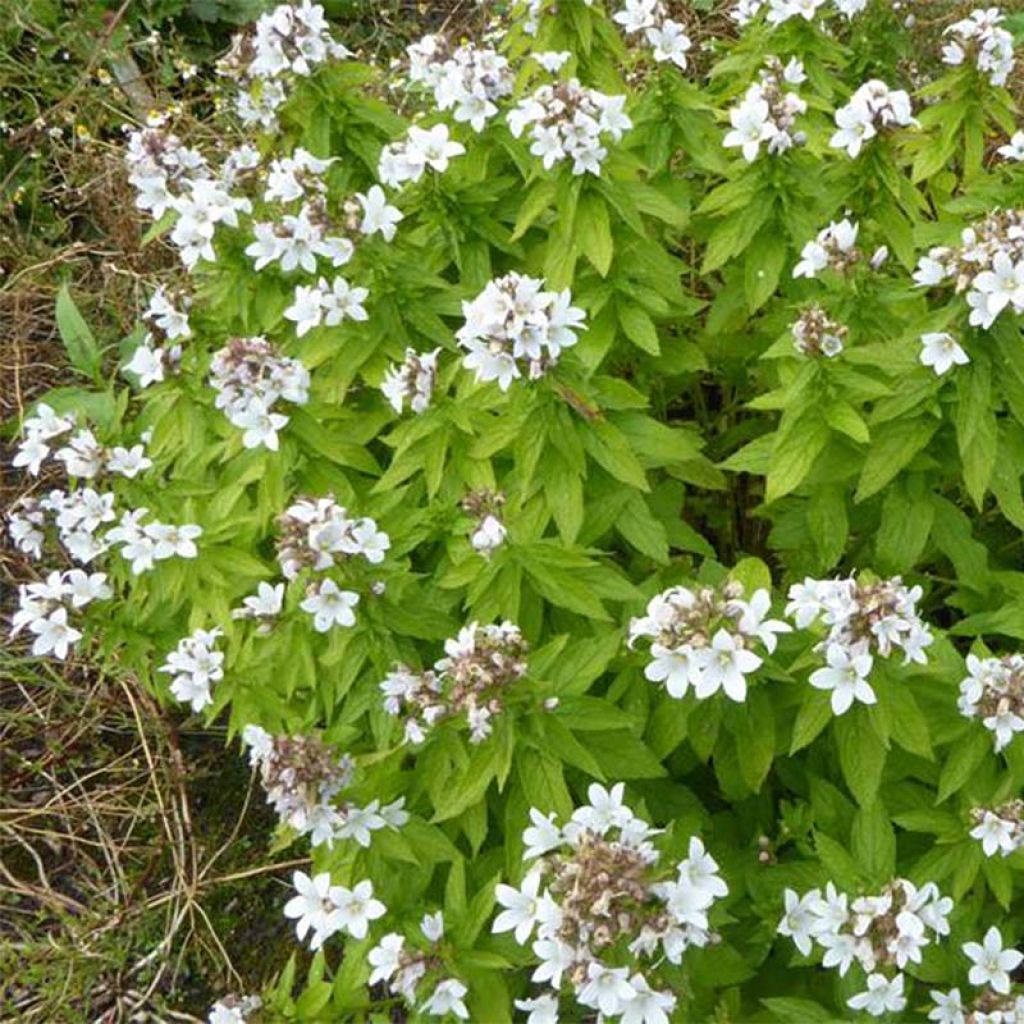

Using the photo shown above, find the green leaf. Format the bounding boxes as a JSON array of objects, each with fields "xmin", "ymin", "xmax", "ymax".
[
  {"xmin": 790, "ymin": 691, "xmax": 833, "ymax": 754},
  {"xmin": 852, "ymin": 802, "xmax": 897, "ymax": 883},
  {"xmin": 936, "ymin": 728, "xmax": 990, "ymax": 802},
  {"xmin": 618, "ymin": 302, "xmax": 661, "ymax": 356},
  {"xmin": 762, "ymin": 997, "xmax": 842, "ymax": 1023},
  {"xmin": 855, "ymin": 418, "xmax": 938, "ymax": 502},
  {"xmin": 516, "ymin": 752, "xmax": 573, "ymax": 820},
  {"xmin": 834, "ymin": 711, "xmax": 887, "ymax": 807},
  {"xmin": 578, "ymin": 193, "xmax": 614, "ymax": 277},
  {"xmin": 55, "ymin": 284, "xmax": 101, "ymax": 378},
  {"xmin": 806, "ymin": 487, "xmax": 848, "ymax": 572},
  {"xmin": 767, "ymin": 413, "xmax": 830, "ymax": 502},
  {"xmin": 876, "ymin": 482, "xmax": 935, "ymax": 573}
]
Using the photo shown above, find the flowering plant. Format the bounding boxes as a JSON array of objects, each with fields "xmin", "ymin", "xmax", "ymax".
[{"xmin": 8, "ymin": 0, "xmax": 1024, "ymax": 1020}]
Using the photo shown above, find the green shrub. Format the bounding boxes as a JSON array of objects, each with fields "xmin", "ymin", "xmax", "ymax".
[{"xmin": 8, "ymin": 1, "xmax": 1024, "ymax": 1020}]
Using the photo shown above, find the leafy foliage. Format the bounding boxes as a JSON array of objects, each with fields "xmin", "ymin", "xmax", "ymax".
[{"xmin": 8, "ymin": 0, "xmax": 1024, "ymax": 1020}]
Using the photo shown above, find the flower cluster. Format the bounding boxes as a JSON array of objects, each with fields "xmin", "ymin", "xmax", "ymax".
[
  {"xmin": 830, "ymin": 80, "xmax": 915, "ymax": 159},
  {"xmin": 283, "ymin": 275, "xmax": 369, "ymax": 336},
  {"xmin": 913, "ymin": 209, "xmax": 1024, "ymax": 331},
  {"xmin": 284, "ymin": 870, "xmax": 385, "ymax": 952},
  {"xmin": 170, "ymin": 177, "xmax": 253, "ymax": 271},
  {"xmin": 731, "ymin": 0, "xmax": 866, "ymax": 28},
  {"xmin": 724, "ymin": 58, "xmax": 807, "ymax": 162},
  {"xmin": 456, "ymin": 273, "xmax": 586, "ymax": 391},
  {"xmin": 779, "ymin": 879, "xmax": 952, "ymax": 1017},
  {"xmin": 493, "ymin": 784, "xmax": 726, "ymax": 1022},
  {"xmin": 124, "ymin": 123, "xmax": 208, "ymax": 223},
  {"xmin": 941, "ymin": 8, "xmax": 1016, "ymax": 88},
  {"xmin": 628, "ymin": 583, "xmax": 789, "ymax": 703},
  {"xmin": 613, "ymin": 1, "xmax": 693, "ymax": 70},
  {"xmin": 786, "ymin": 575, "xmax": 932, "ymax": 714},
  {"xmin": 970, "ymin": 801, "xmax": 1024, "ymax": 858},
  {"xmin": 380, "ymin": 621, "xmax": 528, "ymax": 744},
  {"xmin": 241, "ymin": 725, "xmax": 407, "ymax": 847},
  {"xmin": 209, "ymin": 336, "xmax": 311, "ymax": 451},
  {"xmin": 461, "ymin": 489, "xmax": 508, "ymax": 558},
  {"xmin": 158, "ymin": 627, "xmax": 224, "ymax": 713},
  {"xmin": 368, "ymin": 913, "xmax": 470, "ymax": 1019},
  {"xmin": 377, "ymin": 123, "xmax": 466, "ymax": 189},
  {"xmin": 219, "ymin": 1, "xmax": 350, "ymax": 128},
  {"xmin": 507, "ymin": 80, "xmax": 631, "ymax": 177},
  {"xmin": 13, "ymin": 403, "xmax": 153, "ymax": 480},
  {"xmin": 929, "ymin": 927, "xmax": 1024, "ymax": 1024},
  {"xmin": 405, "ymin": 35, "xmax": 513, "ymax": 132},
  {"xmin": 10, "ymin": 569, "xmax": 111, "ymax": 660},
  {"xmin": 791, "ymin": 306, "xmax": 848, "ymax": 359},
  {"xmin": 958, "ymin": 653, "xmax": 1024, "ymax": 753},
  {"xmin": 245, "ymin": 201, "xmax": 355, "ymax": 274},
  {"xmin": 793, "ymin": 218, "xmax": 860, "ymax": 279},
  {"xmin": 381, "ymin": 347, "xmax": 440, "ymax": 414},
  {"xmin": 106, "ymin": 509, "xmax": 203, "ymax": 575},
  {"xmin": 275, "ymin": 496, "xmax": 389, "ymax": 579}
]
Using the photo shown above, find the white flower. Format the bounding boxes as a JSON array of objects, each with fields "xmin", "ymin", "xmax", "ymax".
[
  {"xmin": 971, "ymin": 811, "xmax": 1019, "ymax": 857},
  {"xmin": 368, "ymin": 933, "xmax": 404, "ymax": 986},
  {"xmin": 920, "ymin": 332, "xmax": 969, "ymax": 376},
  {"xmin": 28, "ymin": 608, "xmax": 82, "ymax": 660},
  {"xmin": 357, "ymin": 184, "xmax": 403, "ymax": 241},
  {"xmin": 928, "ymin": 988, "xmax": 964, "ymax": 1024},
  {"xmin": 738, "ymin": 589, "xmax": 792, "ymax": 653},
  {"xmin": 145, "ymin": 522, "xmax": 202, "ymax": 559},
  {"xmin": 331, "ymin": 879, "xmax": 386, "ymax": 939},
  {"xmin": 847, "ymin": 973, "xmax": 906, "ymax": 1016},
  {"xmin": 284, "ymin": 284, "xmax": 324, "ymax": 337},
  {"xmin": 421, "ymin": 910, "xmax": 444, "ymax": 942},
  {"xmin": 971, "ymin": 250, "xmax": 1024, "ymax": 327},
  {"xmin": 534, "ymin": 51, "xmax": 571, "ymax": 72},
  {"xmin": 830, "ymin": 99, "xmax": 876, "ymax": 158},
  {"xmin": 63, "ymin": 569, "xmax": 112, "ymax": 607},
  {"xmin": 677, "ymin": 837, "xmax": 729, "ymax": 900},
  {"xmin": 984, "ymin": 707, "xmax": 1024, "ymax": 753},
  {"xmin": 283, "ymin": 870, "xmax": 335, "ymax": 950},
  {"xmin": 724, "ymin": 96, "xmax": 772, "ymax": 162},
  {"xmin": 514, "ymin": 993, "xmax": 559, "ymax": 1024},
  {"xmin": 620, "ymin": 974, "xmax": 677, "ymax": 1024},
  {"xmin": 577, "ymin": 963, "xmax": 636, "ymax": 1018},
  {"xmin": 645, "ymin": 642, "xmax": 697, "ymax": 698},
  {"xmin": 470, "ymin": 514, "xmax": 506, "ymax": 557},
  {"xmin": 422, "ymin": 978, "xmax": 469, "ymax": 1019},
  {"xmin": 493, "ymin": 870, "xmax": 545, "ymax": 944},
  {"xmin": 647, "ymin": 20, "xmax": 691, "ymax": 69},
  {"xmin": 124, "ymin": 341, "xmax": 165, "ymax": 388},
  {"xmin": 963, "ymin": 926, "xmax": 1024, "ymax": 994},
  {"xmin": 693, "ymin": 628, "xmax": 762, "ymax": 702},
  {"xmin": 522, "ymin": 808, "xmax": 563, "ymax": 860},
  {"xmin": 531, "ymin": 937, "xmax": 575, "ymax": 987},
  {"xmin": 234, "ymin": 581, "xmax": 285, "ymax": 620},
  {"xmin": 778, "ymin": 887, "xmax": 819, "ymax": 956},
  {"xmin": 408, "ymin": 123, "xmax": 466, "ymax": 173},
  {"xmin": 322, "ymin": 276, "xmax": 369, "ymax": 324},
  {"xmin": 571, "ymin": 782, "xmax": 631, "ymax": 833},
  {"xmin": 300, "ymin": 579, "xmax": 360, "ymax": 631},
  {"xmin": 999, "ymin": 131, "xmax": 1024, "ymax": 162},
  {"xmin": 809, "ymin": 645, "xmax": 875, "ymax": 715}
]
